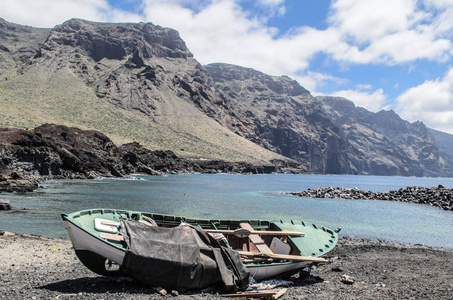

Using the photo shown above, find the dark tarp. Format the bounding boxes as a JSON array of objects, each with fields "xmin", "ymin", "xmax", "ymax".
[{"xmin": 119, "ymin": 219, "xmax": 249, "ymax": 291}]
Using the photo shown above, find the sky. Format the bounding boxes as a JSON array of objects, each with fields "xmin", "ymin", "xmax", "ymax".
[{"xmin": 2, "ymin": 0, "xmax": 453, "ymax": 133}]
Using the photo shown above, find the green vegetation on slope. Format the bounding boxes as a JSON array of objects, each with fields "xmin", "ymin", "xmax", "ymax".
[{"xmin": 0, "ymin": 62, "xmax": 284, "ymax": 164}]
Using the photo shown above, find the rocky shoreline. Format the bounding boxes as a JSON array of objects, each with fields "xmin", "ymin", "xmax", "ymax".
[
  {"xmin": 1, "ymin": 233, "xmax": 452, "ymax": 299},
  {"xmin": 0, "ymin": 124, "xmax": 305, "ymax": 193},
  {"xmin": 289, "ymin": 185, "xmax": 453, "ymax": 211}
]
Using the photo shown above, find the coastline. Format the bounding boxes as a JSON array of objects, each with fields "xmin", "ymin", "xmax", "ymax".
[
  {"xmin": 289, "ymin": 186, "xmax": 453, "ymax": 211},
  {"xmin": 1, "ymin": 232, "xmax": 451, "ymax": 299}
]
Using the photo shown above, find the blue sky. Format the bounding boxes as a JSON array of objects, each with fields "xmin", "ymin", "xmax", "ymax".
[{"xmin": 2, "ymin": 0, "xmax": 453, "ymax": 133}]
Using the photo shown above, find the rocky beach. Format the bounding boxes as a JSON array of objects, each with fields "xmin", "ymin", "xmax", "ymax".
[
  {"xmin": 289, "ymin": 186, "xmax": 453, "ymax": 211},
  {"xmin": 1, "ymin": 232, "xmax": 452, "ymax": 299}
]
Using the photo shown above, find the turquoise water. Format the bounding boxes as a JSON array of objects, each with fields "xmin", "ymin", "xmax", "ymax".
[{"xmin": 1, "ymin": 174, "xmax": 452, "ymax": 248}]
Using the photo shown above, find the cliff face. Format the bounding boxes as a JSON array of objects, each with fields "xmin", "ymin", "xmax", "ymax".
[
  {"xmin": 204, "ymin": 63, "xmax": 345, "ymax": 174},
  {"xmin": 0, "ymin": 18, "xmax": 452, "ymax": 177},
  {"xmin": 429, "ymin": 128, "xmax": 453, "ymax": 166},
  {"xmin": 0, "ymin": 18, "xmax": 50, "ymax": 76},
  {"xmin": 204, "ymin": 63, "xmax": 452, "ymax": 177},
  {"xmin": 0, "ymin": 124, "xmax": 289, "ymax": 187},
  {"xmin": 33, "ymin": 18, "xmax": 213, "ymax": 118},
  {"xmin": 0, "ymin": 18, "xmax": 287, "ymax": 165},
  {"xmin": 318, "ymin": 97, "xmax": 452, "ymax": 176}
]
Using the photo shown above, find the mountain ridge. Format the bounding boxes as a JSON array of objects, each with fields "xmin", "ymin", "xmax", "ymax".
[
  {"xmin": 0, "ymin": 18, "xmax": 289, "ymax": 166},
  {"xmin": 0, "ymin": 18, "xmax": 451, "ymax": 177}
]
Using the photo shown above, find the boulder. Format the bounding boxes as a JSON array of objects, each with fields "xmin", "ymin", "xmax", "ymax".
[{"xmin": 0, "ymin": 199, "xmax": 11, "ymax": 210}]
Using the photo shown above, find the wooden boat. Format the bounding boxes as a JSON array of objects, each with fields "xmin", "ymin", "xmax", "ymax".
[{"xmin": 62, "ymin": 208, "xmax": 339, "ymax": 287}]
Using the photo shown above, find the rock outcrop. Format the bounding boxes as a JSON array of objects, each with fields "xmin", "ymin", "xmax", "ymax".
[
  {"xmin": 0, "ymin": 18, "xmax": 286, "ymax": 165},
  {"xmin": 0, "ymin": 124, "xmax": 299, "ymax": 192},
  {"xmin": 0, "ymin": 17, "xmax": 50, "ymax": 76},
  {"xmin": 289, "ymin": 185, "xmax": 453, "ymax": 211},
  {"xmin": 204, "ymin": 63, "xmax": 345, "ymax": 174},
  {"xmin": 319, "ymin": 97, "xmax": 452, "ymax": 177},
  {"xmin": 0, "ymin": 171, "xmax": 37, "ymax": 193},
  {"xmin": 0, "ymin": 199, "xmax": 11, "ymax": 210},
  {"xmin": 0, "ymin": 18, "xmax": 452, "ymax": 177}
]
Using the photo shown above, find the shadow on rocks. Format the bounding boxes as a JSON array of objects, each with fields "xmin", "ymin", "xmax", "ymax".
[
  {"xmin": 288, "ymin": 270, "xmax": 324, "ymax": 287},
  {"xmin": 38, "ymin": 276, "xmax": 153, "ymax": 296}
]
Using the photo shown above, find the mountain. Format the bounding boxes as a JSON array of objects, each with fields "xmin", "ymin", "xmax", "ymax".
[
  {"xmin": 0, "ymin": 18, "xmax": 290, "ymax": 166},
  {"xmin": 429, "ymin": 128, "xmax": 453, "ymax": 167},
  {"xmin": 204, "ymin": 63, "xmax": 452, "ymax": 176},
  {"xmin": 204, "ymin": 63, "xmax": 345, "ymax": 174},
  {"xmin": 319, "ymin": 97, "xmax": 452, "ymax": 176},
  {"xmin": 0, "ymin": 17, "xmax": 452, "ymax": 177},
  {"xmin": 0, "ymin": 18, "xmax": 50, "ymax": 76}
]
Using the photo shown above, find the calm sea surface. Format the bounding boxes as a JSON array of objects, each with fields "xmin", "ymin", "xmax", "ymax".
[{"xmin": 1, "ymin": 174, "xmax": 452, "ymax": 248}]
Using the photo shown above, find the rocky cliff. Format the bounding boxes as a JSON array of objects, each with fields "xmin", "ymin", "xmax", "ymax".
[
  {"xmin": 0, "ymin": 18, "xmax": 288, "ymax": 165},
  {"xmin": 204, "ymin": 63, "xmax": 452, "ymax": 177},
  {"xmin": 429, "ymin": 128, "xmax": 453, "ymax": 168},
  {"xmin": 318, "ymin": 97, "xmax": 452, "ymax": 176},
  {"xmin": 204, "ymin": 63, "xmax": 345, "ymax": 174},
  {"xmin": 0, "ymin": 124, "xmax": 299, "ymax": 191},
  {"xmin": 0, "ymin": 18, "xmax": 50, "ymax": 77},
  {"xmin": 0, "ymin": 18, "xmax": 452, "ymax": 177}
]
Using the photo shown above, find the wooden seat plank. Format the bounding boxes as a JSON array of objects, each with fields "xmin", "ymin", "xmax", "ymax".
[{"xmin": 239, "ymin": 223, "xmax": 273, "ymax": 255}]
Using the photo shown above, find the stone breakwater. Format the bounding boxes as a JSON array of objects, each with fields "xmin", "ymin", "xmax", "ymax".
[{"xmin": 289, "ymin": 185, "xmax": 453, "ymax": 211}]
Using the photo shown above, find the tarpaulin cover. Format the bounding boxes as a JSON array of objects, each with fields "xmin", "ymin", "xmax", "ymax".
[{"xmin": 119, "ymin": 219, "xmax": 249, "ymax": 291}]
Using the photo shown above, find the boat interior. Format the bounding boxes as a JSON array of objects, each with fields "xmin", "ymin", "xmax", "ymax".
[{"xmin": 66, "ymin": 209, "xmax": 338, "ymax": 261}]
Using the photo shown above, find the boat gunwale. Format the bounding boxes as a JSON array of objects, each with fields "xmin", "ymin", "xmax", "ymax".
[{"xmin": 62, "ymin": 208, "xmax": 339, "ymax": 266}]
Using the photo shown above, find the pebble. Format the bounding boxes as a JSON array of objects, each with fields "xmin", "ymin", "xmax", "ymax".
[
  {"xmin": 331, "ymin": 267, "xmax": 344, "ymax": 272},
  {"xmin": 340, "ymin": 275, "xmax": 355, "ymax": 284}
]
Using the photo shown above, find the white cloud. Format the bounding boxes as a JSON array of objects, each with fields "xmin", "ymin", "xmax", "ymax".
[
  {"xmin": 255, "ymin": 0, "xmax": 286, "ymax": 16},
  {"xmin": 329, "ymin": 0, "xmax": 419, "ymax": 43},
  {"xmin": 327, "ymin": 0, "xmax": 452, "ymax": 64},
  {"xmin": 1, "ymin": 0, "xmax": 107, "ymax": 27},
  {"xmin": 331, "ymin": 88, "xmax": 388, "ymax": 112},
  {"xmin": 425, "ymin": 0, "xmax": 453, "ymax": 37},
  {"xmin": 257, "ymin": 0, "xmax": 285, "ymax": 5},
  {"xmin": 141, "ymin": 0, "xmax": 312, "ymax": 76},
  {"xmin": 396, "ymin": 67, "xmax": 453, "ymax": 133}
]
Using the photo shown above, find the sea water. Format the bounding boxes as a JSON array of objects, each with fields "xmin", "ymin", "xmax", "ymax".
[{"xmin": 1, "ymin": 174, "xmax": 452, "ymax": 248}]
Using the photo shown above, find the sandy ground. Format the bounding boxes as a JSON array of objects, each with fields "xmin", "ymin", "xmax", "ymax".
[{"xmin": 0, "ymin": 233, "xmax": 452, "ymax": 299}]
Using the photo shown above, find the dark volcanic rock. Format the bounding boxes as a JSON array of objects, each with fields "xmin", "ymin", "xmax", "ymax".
[
  {"xmin": 290, "ymin": 185, "xmax": 453, "ymax": 211},
  {"xmin": 0, "ymin": 124, "xmax": 124, "ymax": 179},
  {"xmin": 0, "ymin": 124, "xmax": 287, "ymax": 192},
  {"xmin": 0, "ymin": 199, "xmax": 11, "ymax": 210},
  {"xmin": 119, "ymin": 142, "xmax": 196, "ymax": 175},
  {"xmin": 0, "ymin": 171, "xmax": 37, "ymax": 193},
  {"xmin": 205, "ymin": 63, "xmax": 345, "ymax": 174}
]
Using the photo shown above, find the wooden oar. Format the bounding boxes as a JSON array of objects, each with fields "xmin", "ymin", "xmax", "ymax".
[
  {"xmin": 101, "ymin": 219, "xmax": 155, "ymax": 227},
  {"xmin": 100, "ymin": 220, "xmax": 120, "ymax": 226},
  {"xmin": 99, "ymin": 232, "xmax": 124, "ymax": 241},
  {"xmin": 101, "ymin": 220, "xmax": 304, "ymax": 237},
  {"xmin": 204, "ymin": 228, "xmax": 305, "ymax": 237},
  {"xmin": 237, "ymin": 250, "xmax": 328, "ymax": 263}
]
